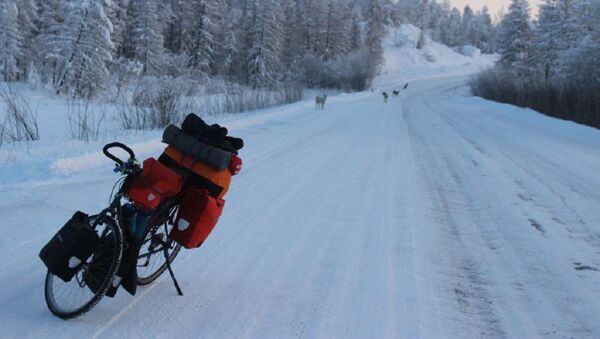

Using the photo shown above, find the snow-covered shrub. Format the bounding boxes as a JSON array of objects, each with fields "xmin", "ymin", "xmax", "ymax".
[
  {"xmin": 66, "ymin": 98, "xmax": 107, "ymax": 142},
  {"xmin": 0, "ymin": 87, "xmax": 39, "ymax": 143},
  {"xmin": 202, "ymin": 83, "xmax": 303, "ymax": 116},
  {"xmin": 424, "ymin": 51, "xmax": 436, "ymax": 62},
  {"xmin": 302, "ymin": 51, "xmax": 373, "ymax": 91},
  {"xmin": 111, "ymin": 59, "xmax": 144, "ymax": 100},
  {"xmin": 471, "ymin": 68, "xmax": 600, "ymax": 129},
  {"xmin": 457, "ymin": 45, "xmax": 481, "ymax": 58},
  {"xmin": 0, "ymin": 119, "xmax": 5, "ymax": 149},
  {"xmin": 117, "ymin": 78, "xmax": 194, "ymax": 130}
]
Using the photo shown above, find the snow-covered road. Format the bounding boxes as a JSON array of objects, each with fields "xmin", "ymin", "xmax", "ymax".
[{"xmin": 1, "ymin": 73, "xmax": 599, "ymax": 338}]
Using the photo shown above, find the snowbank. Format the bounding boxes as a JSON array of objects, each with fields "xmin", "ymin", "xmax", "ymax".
[
  {"xmin": 455, "ymin": 45, "xmax": 482, "ymax": 58},
  {"xmin": 381, "ymin": 24, "xmax": 495, "ymax": 75},
  {"xmin": 376, "ymin": 24, "xmax": 496, "ymax": 89}
]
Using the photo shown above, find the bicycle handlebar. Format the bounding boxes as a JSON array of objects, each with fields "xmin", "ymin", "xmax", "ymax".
[{"xmin": 103, "ymin": 142, "xmax": 135, "ymax": 166}]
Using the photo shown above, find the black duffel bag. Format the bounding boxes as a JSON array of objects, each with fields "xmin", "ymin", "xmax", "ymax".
[{"xmin": 39, "ymin": 211, "xmax": 99, "ymax": 282}]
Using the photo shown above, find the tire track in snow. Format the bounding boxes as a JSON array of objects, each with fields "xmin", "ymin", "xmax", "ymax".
[{"xmin": 412, "ymin": 84, "xmax": 600, "ymax": 336}]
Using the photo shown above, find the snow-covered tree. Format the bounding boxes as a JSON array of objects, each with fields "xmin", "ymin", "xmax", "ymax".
[
  {"xmin": 564, "ymin": 0, "xmax": 600, "ymax": 82},
  {"xmin": 37, "ymin": 0, "xmax": 68, "ymax": 84},
  {"xmin": 349, "ymin": 13, "xmax": 363, "ymax": 51},
  {"xmin": 130, "ymin": 0, "xmax": 165, "ymax": 75},
  {"xmin": 443, "ymin": 8, "xmax": 463, "ymax": 46},
  {"xmin": 164, "ymin": 0, "xmax": 185, "ymax": 54},
  {"xmin": 55, "ymin": 0, "xmax": 113, "ymax": 97},
  {"xmin": 365, "ymin": 0, "xmax": 385, "ymax": 69},
  {"xmin": 247, "ymin": 0, "xmax": 285, "ymax": 88},
  {"xmin": 475, "ymin": 6, "xmax": 494, "ymax": 52},
  {"xmin": 428, "ymin": 0, "xmax": 450, "ymax": 42},
  {"xmin": 534, "ymin": 0, "xmax": 563, "ymax": 82},
  {"xmin": 182, "ymin": 0, "xmax": 226, "ymax": 77},
  {"xmin": 16, "ymin": 0, "xmax": 38, "ymax": 79},
  {"xmin": 321, "ymin": 0, "xmax": 351, "ymax": 60},
  {"xmin": 498, "ymin": 0, "xmax": 535, "ymax": 77},
  {"xmin": 0, "ymin": 0, "xmax": 23, "ymax": 81},
  {"xmin": 218, "ymin": 6, "xmax": 242, "ymax": 79},
  {"xmin": 105, "ymin": 0, "xmax": 128, "ymax": 58},
  {"xmin": 462, "ymin": 5, "xmax": 475, "ymax": 44},
  {"xmin": 280, "ymin": 0, "xmax": 301, "ymax": 69}
]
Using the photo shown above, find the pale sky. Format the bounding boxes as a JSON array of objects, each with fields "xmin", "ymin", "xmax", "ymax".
[{"xmin": 448, "ymin": 0, "xmax": 542, "ymax": 20}]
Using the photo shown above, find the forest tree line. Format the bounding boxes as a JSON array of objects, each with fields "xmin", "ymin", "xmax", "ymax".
[
  {"xmin": 472, "ymin": 0, "xmax": 600, "ymax": 128},
  {"xmin": 0, "ymin": 0, "xmax": 500, "ymax": 98}
]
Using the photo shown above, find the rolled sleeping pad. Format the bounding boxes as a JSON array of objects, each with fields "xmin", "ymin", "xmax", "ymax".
[{"xmin": 162, "ymin": 125, "xmax": 232, "ymax": 171}]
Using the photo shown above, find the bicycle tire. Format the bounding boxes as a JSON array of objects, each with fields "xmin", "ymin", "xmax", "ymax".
[
  {"xmin": 44, "ymin": 215, "xmax": 123, "ymax": 320},
  {"xmin": 136, "ymin": 209, "xmax": 182, "ymax": 285}
]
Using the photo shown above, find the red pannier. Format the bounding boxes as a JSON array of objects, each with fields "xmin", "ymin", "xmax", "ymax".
[
  {"xmin": 169, "ymin": 187, "xmax": 225, "ymax": 249},
  {"xmin": 126, "ymin": 158, "xmax": 183, "ymax": 211}
]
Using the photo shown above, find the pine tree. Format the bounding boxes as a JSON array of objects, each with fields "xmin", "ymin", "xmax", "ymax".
[
  {"xmin": 164, "ymin": 0, "xmax": 185, "ymax": 54},
  {"xmin": 462, "ymin": 5, "xmax": 475, "ymax": 45},
  {"xmin": 299, "ymin": 0, "xmax": 325, "ymax": 54},
  {"xmin": 444, "ymin": 8, "xmax": 463, "ymax": 46},
  {"xmin": 55, "ymin": 0, "xmax": 113, "ymax": 97},
  {"xmin": 476, "ymin": 6, "xmax": 494, "ymax": 52},
  {"xmin": 16, "ymin": 0, "xmax": 38, "ymax": 80},
  {"xmin": 321, "ymin": 0, "xmax": 350, "ymax": 60},
  {"xmin": 105, "ymin": 0, "xmax": 129, "ymax": 59},
  {"xmin": 498, "ymin": 0, "xmax": 535, "ymax": 77},
  {"xmin": 0, "ymin": 0, "xmax": 23, "ymax": 81},
  {"xmin": 182, "ymin": 0, "xmax": 225, "ymax": 77},
  {"xmin": 280, "ymin": 0, "xmax": 301, "ymax": 69},
  {"xmin": 130, "ymin": 0, "xmax": 165, "ymax": 75},
  {"xmin": 564, "ymin": 0, "xmax": 600, "ymax": 82},
  {"xmin": 37, "ymin": 0, "xmax": 68, "ymax": 84},
  {"xmin": 365, "ymin": 0, "xmax": 384, "ymax": 70},
  {"xmin": 349, "ymin": 13, "xmax": 362, "ymax": 51},
  {"xmin": 428, "ymin": 0, "xmax": 450, "ymax": 43},
  {"xmin": 534, "ymin": 0, "xmax": 562, "ymax": 82},
  {"xmin": 248, "ymin": 0, "xmax": 284, "ymax": 88}
]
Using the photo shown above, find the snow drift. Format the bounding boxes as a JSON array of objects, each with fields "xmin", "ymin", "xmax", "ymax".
[{"xmin": 376, "ymin": 24, "xmax": 494, "ymax": 88}]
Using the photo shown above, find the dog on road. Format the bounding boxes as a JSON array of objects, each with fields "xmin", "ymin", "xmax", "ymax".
[{"xmin": 315, "ymin": 95, "xmax": 327, "ymax": 110}]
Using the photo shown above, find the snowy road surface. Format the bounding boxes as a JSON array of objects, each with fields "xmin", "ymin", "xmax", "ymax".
[{"xmin": 1, "ymin": 73, "xmax": 600, "ymax": 338}]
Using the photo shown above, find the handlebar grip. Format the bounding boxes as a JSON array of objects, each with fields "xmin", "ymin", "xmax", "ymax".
[{"xmin": 103, "ymin": 142, "xmax": 135, "ymax": 166}]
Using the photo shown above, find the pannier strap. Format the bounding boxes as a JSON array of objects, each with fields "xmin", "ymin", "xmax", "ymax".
[{"xmin": 158, "ymin": 153, "xmax": 224, "ymax": 198}]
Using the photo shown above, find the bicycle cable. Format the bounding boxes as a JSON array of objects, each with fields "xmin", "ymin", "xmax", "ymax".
[{"xmin": 108, "ymin": 176, "xmax": 126, "ymax": 204}]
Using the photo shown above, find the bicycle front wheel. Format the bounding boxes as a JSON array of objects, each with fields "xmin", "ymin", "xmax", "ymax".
[{"xmin": 44, "ymin": 215, "xmax": 123, "ymax": 319}]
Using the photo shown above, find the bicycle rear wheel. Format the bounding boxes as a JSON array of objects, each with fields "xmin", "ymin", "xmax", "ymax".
[
  {"xmin": 44, "ymin": 215, "xmax": 122, "ymax": 319},
  {"xmin": 136, "ymin": 207, "xmax": 182, "ymax": 285}
]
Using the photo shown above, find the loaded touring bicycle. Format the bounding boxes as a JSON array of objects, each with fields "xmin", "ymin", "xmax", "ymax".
[{"xmin": 39, "ymin": 114, "xmax": 243, "ymax": 319}]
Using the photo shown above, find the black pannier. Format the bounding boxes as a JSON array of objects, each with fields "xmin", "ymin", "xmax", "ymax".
[{"xmin": 39, "ymin": 211, "xmax": 99, "ymax": 282}]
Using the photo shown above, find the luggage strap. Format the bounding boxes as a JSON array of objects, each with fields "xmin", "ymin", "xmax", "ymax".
[{"xmin": 162, "ymin": 223, "xmax": 183, "ymax": 296}]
